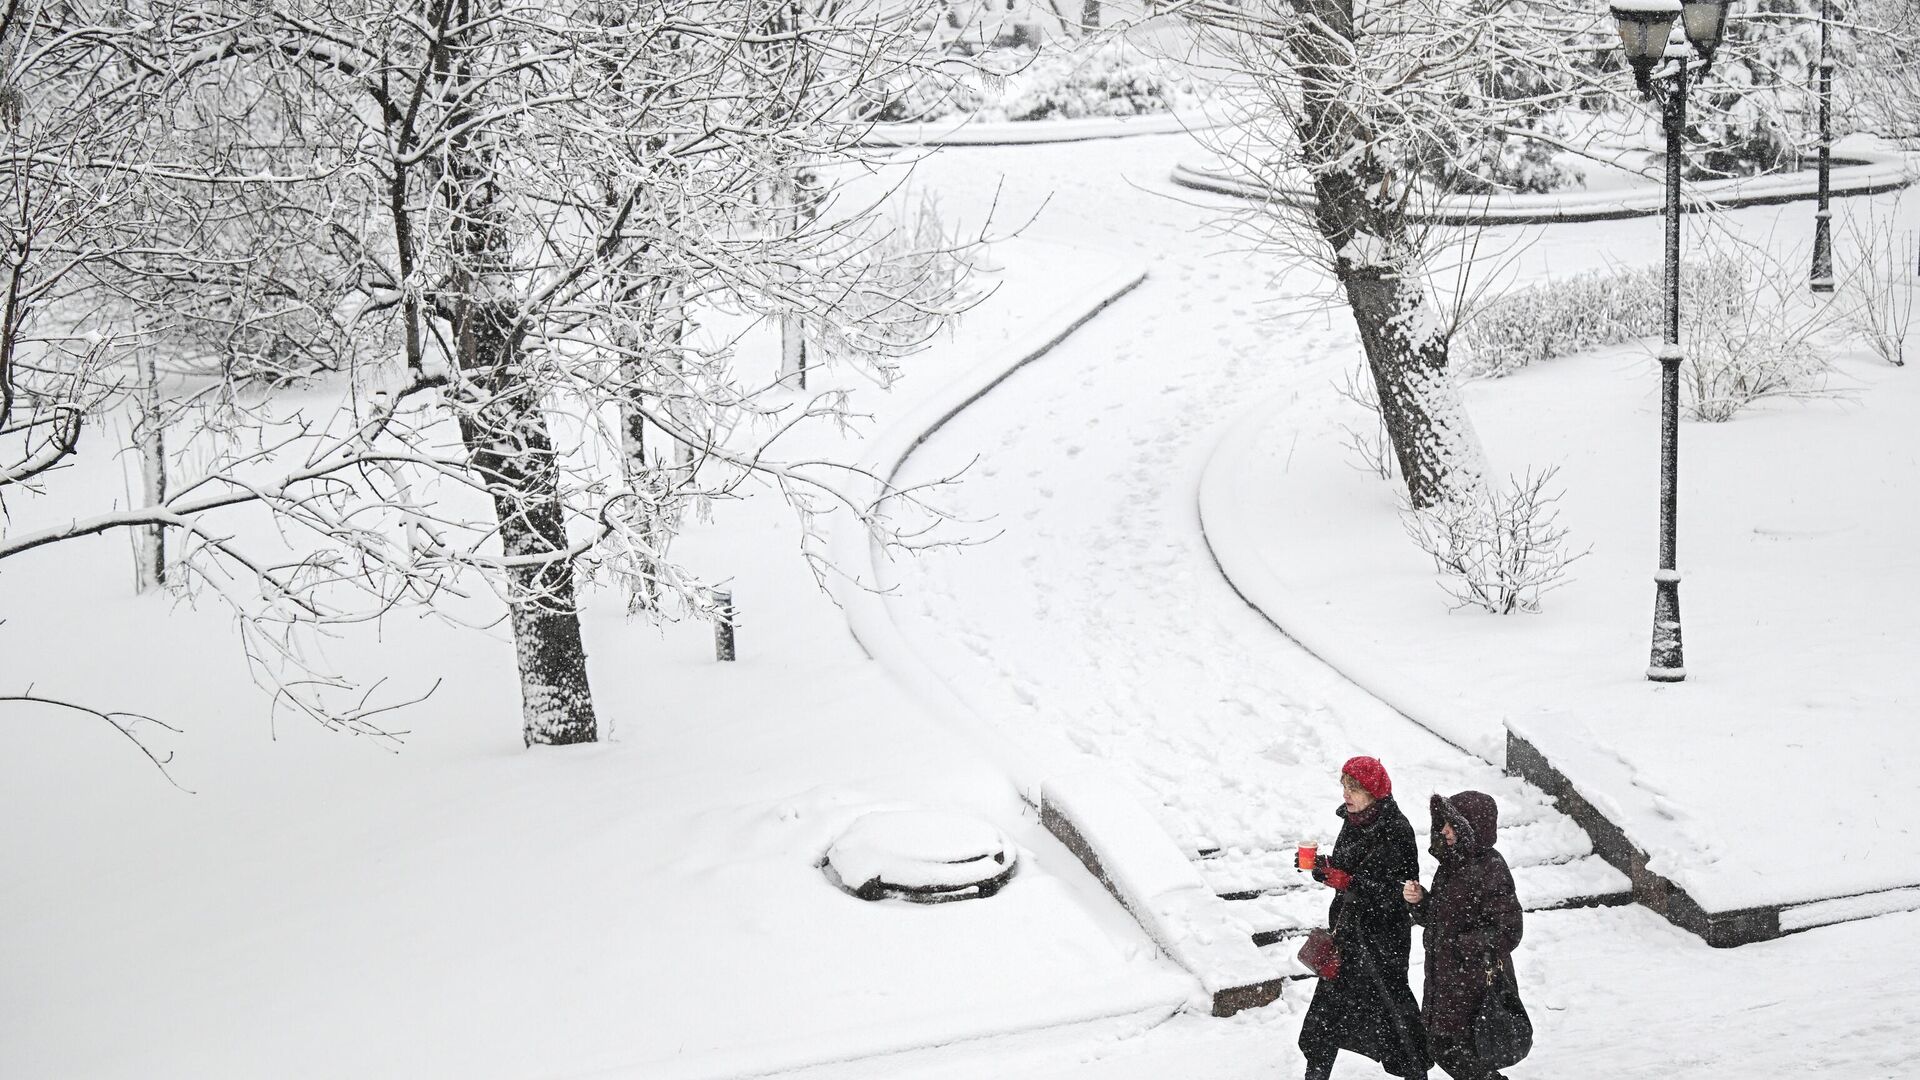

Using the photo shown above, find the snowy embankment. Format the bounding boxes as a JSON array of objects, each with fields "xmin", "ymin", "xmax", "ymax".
[
  {"xmin": 0, "ymin": 234, "xmax": 1197, "ymax": 1080},
  {"xmin": 1200, "ymin": 190, "xmax": 1920, "ymax": 916}
]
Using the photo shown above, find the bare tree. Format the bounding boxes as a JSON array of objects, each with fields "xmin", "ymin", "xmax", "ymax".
[{"xmin": 2, "ymin": 0, "xmax": 984, "ymax": 749}]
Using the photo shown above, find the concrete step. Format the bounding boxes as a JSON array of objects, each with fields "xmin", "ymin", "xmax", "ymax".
[
  {"xmin": 1223, "ymin": 853, "xmax": 1632, "ymax": 946},
  {"xmin": 1196, "ymin": 818, "xmax": 1603, "ymax": 901}
]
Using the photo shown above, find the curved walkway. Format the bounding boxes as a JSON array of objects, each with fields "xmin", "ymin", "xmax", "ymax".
[
  {"xmin": 1171, "ymin": 147, "xmax": 1913, "ymax": 224},
  {"xmin": 866, "ymin": 134, "xmax": 1569, "ymax": 854},
  {"xmin": 860, "ymin": 108, "xmax": 1225, "ymax": 148}
]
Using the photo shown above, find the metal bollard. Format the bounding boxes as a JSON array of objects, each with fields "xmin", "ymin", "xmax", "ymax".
[{"xmin": 712, "ymin": 587, "xmax": 736, "ymax": 662}]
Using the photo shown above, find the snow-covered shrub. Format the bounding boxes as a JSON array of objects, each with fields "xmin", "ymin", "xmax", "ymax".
[
  {"xmin": 1838, "ymin": 212, "xmax": 1915, "ymax": 367},
  {"xmin": 1414, "ymin": 130, "xmax": 1581, "ymax": 197},
  {"xmin": 1679, "ymin": 246, "xmax": 1839, "ymax": 421},
  {"xmin": 1682, "ymin": 314, "xmax": 1832, "ymax": 422},
  {"xmin": 1456, "ymin": 257, "xmax": 1746, "ymax": 379},
  {"xmin": 997, "ymin": 42, "xmax": 1188, "ymax": 121},
  {"xmin": 860, "ymin": 40, "xmax": 1201, "ymax": 124},
  {"xmin": 1401, "ymin": 467, "xmax": 1588, "ymax": 615}
]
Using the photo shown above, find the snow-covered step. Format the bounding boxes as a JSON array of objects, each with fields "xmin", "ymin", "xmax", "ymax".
[
  {"xmin": 1195, "ymin": 848, "xmax": 1304, "ymax": 899},
  {"xmin": 1229, "ymin": 888, "xmax": 1329, "ymax": 946},
  {"xmin": 1222, "ymin": 853, "xmax": 1632, "ymax": 946},
  {"xmin": 1484, "ymin": 816, "xmax": 1597, "ymax": 869},
  {"xmin": 1197, "ymin": 826, "xmax": 1597, "ymax": 902},
  {"xmin": 1778, "ymin": 885, "xmax": 1920, "ymax": 933},
  {"xmin": 1513, "ymin": 854, "xmax": 1633, "ymax": 910}
]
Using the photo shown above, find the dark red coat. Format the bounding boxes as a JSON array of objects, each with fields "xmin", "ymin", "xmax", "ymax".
[{"xmin": 1410, "ymin": 791, "xmax": 1525, "ymax": 1038}]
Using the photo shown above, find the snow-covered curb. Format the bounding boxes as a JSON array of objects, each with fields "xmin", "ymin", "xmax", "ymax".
[
  {"xmin": 826, "ymin": 256, "xmax": 1287, "ymax": 1014},
  {"xmin": 1041, "ymin": 770, "xmax": 1284, "ymax": 1016},
  {"xmin": 860, "ymin": 108, "xmax": 1223, "ymax": 147},
  {"xmin": 1197, "ymin": 391, "xmax": 1503, "ymax": 765},
  {"xmin": 826, "ymin": 258, "xmax": 1151, "ymax": 795},
  {"xmin": 1170, "ymin": 149, "xmax": 1914, "ymax": 224}
]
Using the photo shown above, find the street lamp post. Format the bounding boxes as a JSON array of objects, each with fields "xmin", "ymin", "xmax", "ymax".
[
  {"xmin": 1810, "ymin": 0, "xmax": 1836, "ymax": 292},
  {"xmin": 1610, "ymin": 0, "xmax": 1731, "ymax": 683}
]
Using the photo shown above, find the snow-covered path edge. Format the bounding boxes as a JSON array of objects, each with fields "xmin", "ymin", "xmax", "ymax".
[
  {"xmin": 1171, "ymin": 147, "xmax": 1914, "ymax": 224},
  {"xmin": 825, "ymin": 258, "xmax": 1149, "ymax": 796},
  {"xmin": 858, "ymin": 108, "xmax": 1224, "ymax": 148},
  {"xmin": 1197, "ymin": 391, "xmax": 1499, "ymax": 765}
]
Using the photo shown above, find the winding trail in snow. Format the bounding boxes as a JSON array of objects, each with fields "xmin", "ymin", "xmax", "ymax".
[{"xmin": 878, "ymin": 134, "xmax": 1555, "ymax": 854}]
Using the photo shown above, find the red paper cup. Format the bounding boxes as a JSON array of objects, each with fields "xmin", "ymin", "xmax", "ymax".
[{"xmin": 1296, "ymin": 843, "xmax": 1318, "ymax": 870}]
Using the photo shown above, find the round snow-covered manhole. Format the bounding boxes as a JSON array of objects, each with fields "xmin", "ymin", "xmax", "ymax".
[{"xmin": 823, "ymin": 810, "xmax": 1018, "ymax": 903}]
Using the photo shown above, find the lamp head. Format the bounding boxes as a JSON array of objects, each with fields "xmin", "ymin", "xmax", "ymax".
[
  {"xmin": 1611, "ymin": 0, "xmax": 1682, "ymax": 92},
  {"xmin": 1680, "ymin": 0, "xmax": 1732, "ymax": 62}
]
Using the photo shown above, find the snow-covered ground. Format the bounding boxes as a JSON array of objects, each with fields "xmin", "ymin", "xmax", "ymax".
[
  {"xmin": 1199, "ymin": 191, "xmax": 1920, "ymax": 914},
  {"xmin": 0, "ymin": 234, "xmax": 1197, "ymax": 1079},
  {"xmin": 7, "ymin": 120, "xmax": 1920, "ymax": 1080},
  {"xmin": 777, "ymin": 907, "xmax": 1920, "ymax": 1080}
]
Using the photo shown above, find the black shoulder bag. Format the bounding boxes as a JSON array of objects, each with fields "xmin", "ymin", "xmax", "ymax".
[{"xmin": 1473, "ymin": 954, "xmax": 1533, "ymax": 1069}]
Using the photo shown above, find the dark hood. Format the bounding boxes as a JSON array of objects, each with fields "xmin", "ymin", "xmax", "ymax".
[{"xmin": 1430, "ymin": 790, "xmax": 1499, "ymax": 858}]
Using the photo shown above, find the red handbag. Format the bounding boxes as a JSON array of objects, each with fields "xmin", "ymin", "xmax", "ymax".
[
  {"xmin": 1297, "ymin": 888, "xmax": 1351, "ymax": 979},
  {"xmin": 1297, "ymin": 926, "xmax": 1341, "ymax": 979}
]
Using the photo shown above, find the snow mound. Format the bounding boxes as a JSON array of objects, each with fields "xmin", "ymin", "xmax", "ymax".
[{"xmin": 825, "ymin": 810, "xmax": 1018, "ymax": 901}]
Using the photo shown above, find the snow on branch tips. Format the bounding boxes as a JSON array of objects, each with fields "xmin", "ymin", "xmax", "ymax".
[
  {"xmin": 1, "ymin": 0, "xmax": 996, "ymax": 750},
  {"xmin": 1401, "ymin": 467, "xmax": 1589, "ymax": 615}
]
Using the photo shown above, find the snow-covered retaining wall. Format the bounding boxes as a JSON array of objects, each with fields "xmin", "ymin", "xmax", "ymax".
[
  {"xmin": 860, "ymin": 108, "xmax": 1222, "ymax": 148},
  {"xmin": 1040, "ymin": 770, "xmax": 1285, "ymax": 1017},
  {"xmin": 1170, "ymin": 149, "xmax": 1913, "ymax": 225},
  {"xmin": 826, "ymin": 254, "xmax": 1286, "ymax": 1015}
]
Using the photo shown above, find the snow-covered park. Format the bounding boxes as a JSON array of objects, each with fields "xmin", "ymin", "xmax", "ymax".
[{"xmin": 5, "ymin": 3, "xmax": 1920, "ymax": 1079}]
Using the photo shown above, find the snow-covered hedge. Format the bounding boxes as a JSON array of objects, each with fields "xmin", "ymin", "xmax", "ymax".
[
  {"xmin": 862, "ymin": 41, "xmax": 1204, "ymax": 125},
  {"xmin": 1456, "ymin": 257, "xmax": 1747, "ymax": 379}
]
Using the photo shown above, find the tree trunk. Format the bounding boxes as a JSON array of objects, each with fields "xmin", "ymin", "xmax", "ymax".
[
  {"xmin": 616, "ymin": 281, "xmax": 684, "ymax": 614},
  {"xmin": 457, "ymin": 349, "xmax": 599, "ymax": 746},
  {"xmin": 775, "ymin": 173, "xmax": 811, "ymax": 390},
  {"xmin": 441, "ymin": 46, "xmax": 598, "ymax": 743},
  {"xmin": 1292, "ymin": 0, "xmax": 1485, "ymax": 509},
  {"xmin": 134, "ymin": 352, "xmax": 167, "ymax": 591}
]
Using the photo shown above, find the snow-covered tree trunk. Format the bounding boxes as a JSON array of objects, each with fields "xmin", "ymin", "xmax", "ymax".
[
  {"xmin": 133, "ymin": 352, "xmax": 166, "ymax": 592},
  {"xmin": 775, "ymin": 173, "xmax": 813, "ymax": 391},
  {"xmin": 617, "ymin": 282, "xmax": 685, "ymax": 614},
  {"xmin": 456, "ymin": 312, "xmax": 598, "ymax": 747},
  {"xmin": 440, "ymin": 13, "xmax": 596, "ymax": 747},
  {"xmin": 1292, "ymin": 0, "xmax": 1485, "ymax": 509}
]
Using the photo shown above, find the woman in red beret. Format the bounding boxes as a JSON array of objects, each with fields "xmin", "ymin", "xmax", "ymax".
[{"xmin": 1298, "ymin": 756, "xmax": 1431, "ymax": 1080}]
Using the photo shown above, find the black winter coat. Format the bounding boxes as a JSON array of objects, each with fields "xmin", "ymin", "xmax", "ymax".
[
  {"xmin": 1410, "ymin": 791, "xmax": 1525, "ymax": 1039},
  {"xmin": 1298, "ymin": 795, "xmax": 1432, "ymax": 1078}
]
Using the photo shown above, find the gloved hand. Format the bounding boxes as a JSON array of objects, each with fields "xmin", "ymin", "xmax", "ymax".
[{"xmin": 1322, "ymin": 867, "xmax": 1352, "ymax": 891}]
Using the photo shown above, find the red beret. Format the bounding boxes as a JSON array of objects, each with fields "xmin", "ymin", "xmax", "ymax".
[{"xmin": 1341, "ymin": 755, "xmax": 1392, "ymax": 800}]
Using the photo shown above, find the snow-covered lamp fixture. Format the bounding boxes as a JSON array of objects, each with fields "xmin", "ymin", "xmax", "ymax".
[
  {"xmin": 1679, "ymin": 0, "xmax": 1732, "ymax": 65},
  {"xmin": 1610, "ymin": 0, "xmax": 1682, "ymax": 92}
]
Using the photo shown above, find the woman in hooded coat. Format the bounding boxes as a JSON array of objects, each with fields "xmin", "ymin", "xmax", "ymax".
[
  {"xmin": 1403, "ymin": 791, "xmax": 1526, "ymax": 1080},
  {"xmin": 1297, "ymin": 756, "xmax": 1432, "ymax": 1080}
]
